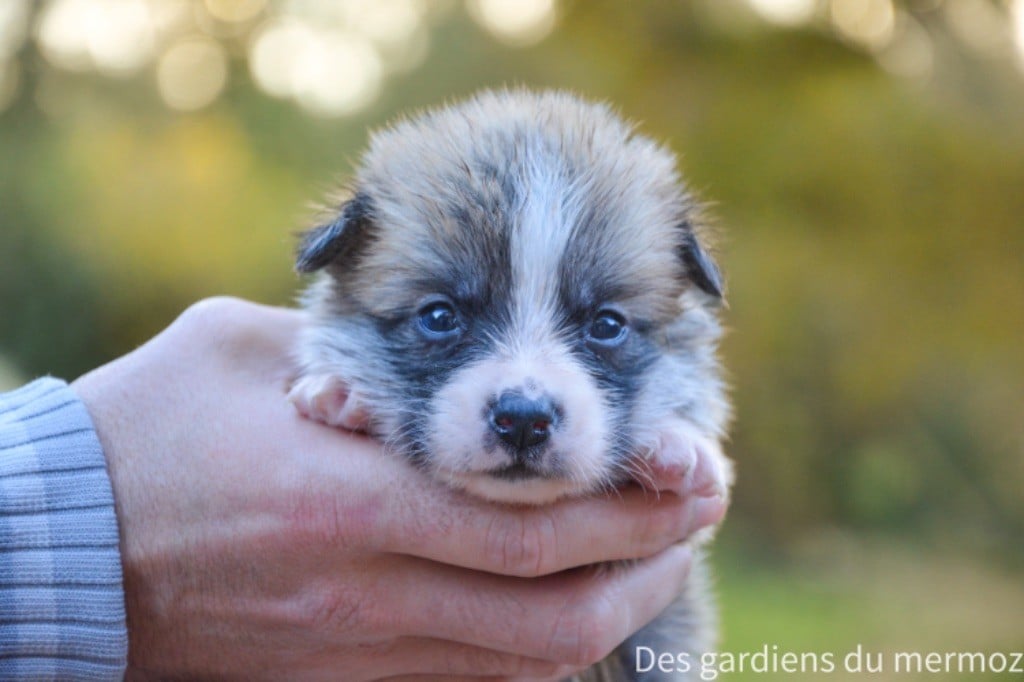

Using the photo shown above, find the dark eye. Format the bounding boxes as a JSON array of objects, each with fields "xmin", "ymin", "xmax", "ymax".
[
  {"xmin": 588, "ymin": 309, "xmax": 628, "ymax": 344},
  {"xmin": 418, "ymin": 300, "xmax": 460, "ymax": 337}
]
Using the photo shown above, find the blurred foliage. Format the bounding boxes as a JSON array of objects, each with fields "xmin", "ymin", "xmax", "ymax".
[
  {"xmin": 1, "ymin": 0, "xmax": 1022, "ymax": 590},
  {"xmin": 714, "ymin": 532, "xmax": 1024, "ymax": 679}
]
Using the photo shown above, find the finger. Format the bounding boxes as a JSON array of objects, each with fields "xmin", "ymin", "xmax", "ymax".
[
  {"xmin": 159, "ymin": 298, "xmax": 306, "ymax": 383},
  {"xmin": 378, "ymin": 478, "xmax": 704, "ymax": 576},
  {"xmin": 167, "ymin": 297, "xmax": 303, "ymax": 353},
  {"xmin": 690, "ymin": 494, "xmax": 728, "ymax": 531},
  {"xmin": 274, "ymin": 370, "xmax": 726, "ymax": 578},
  {"xmin": 507, "ymin": 664, "xmax": 590, "ymax": 682},
  {"xmin": 377, "ymin": 544, "xmax": 694, "ymax": 667},
  {"xmin": 282, "ymin": 392, "xmax": 722, "ymax": 573},
  {"xmin": 282, "ymin": 410, "xmax": 705, "ymax": 576},
  {"xmin": 509, "ymin": 670, "xmax": 588, "ymax": 682},
  {"xmin": 381, "ymin": 676, "xmax": 579, "ymax": 682},
  {"xmin": 379, "ymin": 664, "xmax": 583, "ymax": 682},
  {"xmin": 347, "ymin": 637, "xmax": 577, "ymax": 679}
]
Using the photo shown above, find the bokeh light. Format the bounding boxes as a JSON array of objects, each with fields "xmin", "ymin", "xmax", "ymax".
[
  {"xmin": 945, "ymin": 0, "xmax": 1013, "ymax": 59},
  {"xmin": 466, "ymin": 0, "xmax": 557, "ymax": 47},
  {"xmin": 203, "ymin": 0, "xmax": 266, "ymax": 24},
  {"xmin": 36, "ymin": 0, "xmax": 101, "ymax": 71},
  {"xmin": 830, "ymin": 0, "xmax": 895, "ymax": 50},
  {"xmin": 249, "ymin": 19, "xmax": 382, "ymax": 116},
  {"xmin": 292, "ymin": 31, "xmax": 382, "ymax": 117},
  {"xmin": 25, "ymin": 0, "xmax": 450, "ymax": 118},
  {"xmin": 15, "ymin": 0, "xmax": 1024, "ymax": 119},
  {"xmin": 36, "ymin": 0, "xmax": 156, "ymax": 76},
  {"xmin": 352, "ymin": 0, "xmax": 422, "ymax": 46},
  {"xmin": 746, "ymin": 0, "xmax": 818, "ymax": 27},
  {"xmin": 352, "ymin": 0, "xmax": 430, "ymax": 74},
  {"xmin": 0, "ymin": 0, "xmax": 26, "ymax": 113},
  {"xmin": 157, "ymin": 37, "xmax": 227, "ymax": 111},
  {"xmin": 875, "ymin": 12, "xmax": 934, "ymax": 80},
  {"xmin": 0, "ymin": 0, "xmax": 30, "ymax": 59},
  {"xmin": 1014, "ymin": 0, "xmax": 1024, "ymax": 71},
  {"xmin": 248, "ymin": 18, "xmax": 310, "ymax": 99},
  {"xmin": 86, "ymin": 0, "xmax": 155, "ymax": 77}
]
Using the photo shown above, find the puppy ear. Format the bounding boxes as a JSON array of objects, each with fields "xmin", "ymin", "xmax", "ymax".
[
  {"xmin": 679, "ymin": 229, "xmax": 724, "ymax": 299},
  {"xmin": 295, "ymin": 193, "xmax": 374, "ymax": 273}
]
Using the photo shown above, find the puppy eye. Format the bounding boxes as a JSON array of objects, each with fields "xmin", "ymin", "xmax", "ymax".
[
  {"xmin": 588, "ymin": 309, "xmax": 628, "ymax": 344},
  {"xmin": 418, "ymin": 300, "xmax": 460, "ymax": 337}
]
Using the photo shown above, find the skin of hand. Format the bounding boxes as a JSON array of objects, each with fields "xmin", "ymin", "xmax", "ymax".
[{"xmin": 72, "ymin": 297, "xmax": 727, "ymax": 682}]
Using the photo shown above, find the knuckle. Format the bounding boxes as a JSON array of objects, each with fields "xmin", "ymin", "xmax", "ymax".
[
  {"xmin": 303, "ymin": 584, "xmax": 372, "ymax": 635},
  {"xmin": 176, "ymin": 296, "xmax": 248, "ymax": 330},
  {"xmin": 484, "ymin": 515, "xmax": 523, "ymax": 576},
  {"xmin": 485, "ymin": 512, "xmax": 556, "ymax": 577},
  {"xmin": 643, "ymin": 501, "xmax": 687, "ymax": 550},
  {"xmin": 506, "ymin": 656, "xmax": 562, "ymax": 679},
  {"xmin": 549, "ymin": 595, "xmax": 620, "ymax": 667},
  {"xmin": 453, "ymin": 647, "xmax": 557, "ymax": 678},
  {"xmin": 172, "ymin": 297, "xmax": 254, "ymax": 348}
]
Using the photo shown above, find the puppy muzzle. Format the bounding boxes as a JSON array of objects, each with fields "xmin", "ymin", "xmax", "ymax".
[{"xmin": 488, "ymin": 390, "xmax": 558, "ymax": 452}]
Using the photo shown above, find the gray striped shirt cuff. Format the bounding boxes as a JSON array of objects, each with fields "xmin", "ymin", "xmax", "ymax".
[{"xmin": 1, "ymin": 378, "xmax": 128, "ymax": 680}]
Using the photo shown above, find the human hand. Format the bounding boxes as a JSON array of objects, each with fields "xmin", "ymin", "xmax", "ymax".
[{"xmin": 73, "ymin": 297, "xmax": 726, "ymax": 681}]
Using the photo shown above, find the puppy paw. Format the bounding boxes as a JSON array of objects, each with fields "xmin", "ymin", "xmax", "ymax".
[
  {"xmin": 288, "ymin": 374, "xmax": 370, "ymax": 431},
  {"xmin": 644, "ymin": 422, "xmax": 733, "ymax": 499}
]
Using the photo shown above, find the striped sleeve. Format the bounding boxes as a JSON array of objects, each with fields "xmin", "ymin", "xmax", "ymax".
[{"xmin": 0, "ymin": 378, "xmax": 128, "ymax": 680}]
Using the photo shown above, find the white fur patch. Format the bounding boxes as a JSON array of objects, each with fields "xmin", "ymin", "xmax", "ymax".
[
  {"xmin": 412, "ymin": 156, "xmax": 616, "ymax": 504},
  {"xmin": 510, "ymin": 160, "xmax": 576, "ymax": 323},
  {"xmin": 426, "ymin": 346, "xmax": 611, "ymax": 504}
]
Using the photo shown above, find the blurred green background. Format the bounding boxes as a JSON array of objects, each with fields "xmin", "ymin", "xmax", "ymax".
[{"xmin": 1, "ymin": 0, "xmax": 1021, "ymax": 677}]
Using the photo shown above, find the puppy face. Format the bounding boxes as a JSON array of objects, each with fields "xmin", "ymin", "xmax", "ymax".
[{"xmin": 296, "ymin": 90, "xmax": 727, "ymax": 504}]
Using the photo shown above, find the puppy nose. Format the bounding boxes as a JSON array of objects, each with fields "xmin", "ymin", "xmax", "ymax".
[{"xmin": 489, "ymin": 391, "xmax": 555, "ymax": 451}]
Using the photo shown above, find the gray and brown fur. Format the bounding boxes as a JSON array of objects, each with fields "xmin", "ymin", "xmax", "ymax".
[{"xmin": 290, "ymin": 90, "xmax": 732, "ymax": 681}]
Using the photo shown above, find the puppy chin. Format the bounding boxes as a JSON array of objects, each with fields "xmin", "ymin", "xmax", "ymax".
[{"xmin": 444, "ymin": 470, "xmax": 590, "ymax": 505}]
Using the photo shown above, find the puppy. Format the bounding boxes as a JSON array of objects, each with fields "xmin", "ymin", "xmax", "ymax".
[{"xmin": 289, "ymin": 89, "xmax": 733, "ymax": 681}]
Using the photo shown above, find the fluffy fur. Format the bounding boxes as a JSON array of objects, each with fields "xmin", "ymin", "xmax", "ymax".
[{"xmin": 290, "ymin": 90, "xmax": 733, "ymax": 681}]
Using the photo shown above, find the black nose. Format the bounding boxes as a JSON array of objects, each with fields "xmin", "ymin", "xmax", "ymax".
[{"xmin": 489, "ymin": 391, "xmax": 555, "ymax": 452}]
